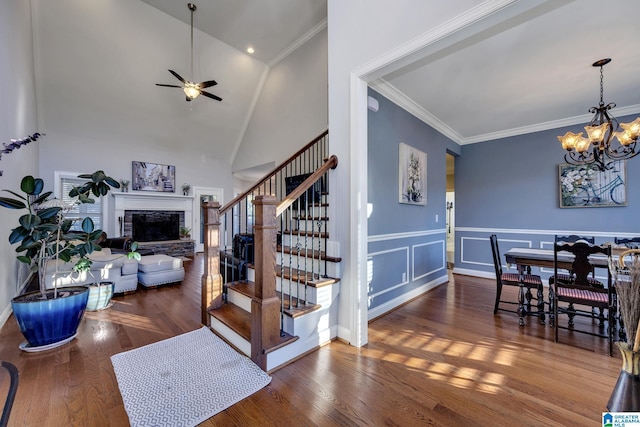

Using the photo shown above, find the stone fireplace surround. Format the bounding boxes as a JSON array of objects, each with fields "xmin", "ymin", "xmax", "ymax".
[{"xmin": 111, "ymin": 192, "xmax": 194, "ymax": 257}]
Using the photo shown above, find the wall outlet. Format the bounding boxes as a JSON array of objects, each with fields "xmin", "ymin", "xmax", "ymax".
[
  {"xmin": 435, "ymin": 214, "xmax": 439, "ymax": 222},
  {"xmin": 402, "ymin": 272, "xmax": 407, "ymax": 282}
]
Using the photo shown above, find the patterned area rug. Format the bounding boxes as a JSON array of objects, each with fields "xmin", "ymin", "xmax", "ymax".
[{"xmin": 111, "ymin": 327, "xmax": 271, "ymax": 427}]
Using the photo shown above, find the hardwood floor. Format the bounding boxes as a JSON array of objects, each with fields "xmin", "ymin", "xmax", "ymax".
[{"xmin": 0, "ymin": 255, "xmax": 621, "ymax": 426}]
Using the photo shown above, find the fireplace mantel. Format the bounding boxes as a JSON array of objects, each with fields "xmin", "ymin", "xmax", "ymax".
[{"xmin": 112, "ymin": 192, "xmax": 194, "ymax": 237}]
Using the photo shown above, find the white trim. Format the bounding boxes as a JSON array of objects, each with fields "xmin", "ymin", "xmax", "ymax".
[
  {"xmin": 456, "ymin": 226, "xmax": 640, "ymax": 238},
  {"xmin": 367, "ymin": 247, "xmax": 410, "ymax": 300},
  {"xmin": 269, "ymin": 18, "xmax": 327, "ymax": 68},
  {"xmin": 367, "ymin": 274, "xmax": 448, "ymax": 321},
  {"xmin": 453, "ymin": 267, "xmax": 494, "ymax": 279},
  {"xmin": 368, "ymin": 228, "xmax": 446, "ymax": 242},
  {"xmin": 412, "ymin": 240, "xmax": 446, "ymax": 281}
]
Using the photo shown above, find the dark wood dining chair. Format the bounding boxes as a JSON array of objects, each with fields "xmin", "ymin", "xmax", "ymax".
[
  {"xmin": 551, "ymin": 235, "xmax": 602, "ymax": 287},
  {"xmin": 552, "ymin": 241, "xmax": 614, "ymax": 356},
  {"xmin": 0, "ymin": 361, "xmax": 18, "ymax": 427},
  {"xmin": 489, "ymin": 234, "xmax": 543, "ymax": 325}
]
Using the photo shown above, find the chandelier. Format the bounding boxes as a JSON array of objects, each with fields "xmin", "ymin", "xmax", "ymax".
[{"xmin": 557, "ymin": 58, "xmax": 640, "ymax": 171}]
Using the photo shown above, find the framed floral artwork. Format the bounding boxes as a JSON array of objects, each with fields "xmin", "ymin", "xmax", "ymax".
[
  {"xmin": 399, "ymin": 143, "xmax": 426, "ymax": 205},
  {"xmin": 559, "ymin": 160, "xmax": 626, "ymax": 208}
]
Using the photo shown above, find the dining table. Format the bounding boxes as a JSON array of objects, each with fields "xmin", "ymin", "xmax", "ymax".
[{"xmin": 502, "ymin": 247, "xmax": 612, "ymax": 326}]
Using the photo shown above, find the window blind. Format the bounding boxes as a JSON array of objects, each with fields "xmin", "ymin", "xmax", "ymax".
[{"xmin": 60, "ymin": 177, "xmax": 102, "ymax": 231}]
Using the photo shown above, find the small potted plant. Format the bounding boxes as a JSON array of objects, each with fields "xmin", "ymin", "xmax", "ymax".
[
  {"xmin": 0, "ymin": 171, "xmax": 121, "ymax": 350},
  {"xmin": 72, "ymin": 240, "xmax": 141, "ymax": 311},
  {"xmin": 119, "ymin": 179, "xmax": 130, "ymax": 192},
  {"xmin": 180, "ymin": 226, "xmax": 192, "ymax": 240},
  {"xmin": 181, "ymin": 183, "xmax": 191, "ymax": 196}
]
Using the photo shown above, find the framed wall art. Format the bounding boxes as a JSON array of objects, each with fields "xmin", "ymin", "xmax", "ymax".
[
  {"xmin": 132, "ymin": 161, "xmax": 176, "ymax": 193},
  {"xmin": 399, "ymin": 142, "xmax": 427, "ymax": 205},
  {"xmin": 559, "ymin": 160, "xmax": 626, "ymax": 208}
]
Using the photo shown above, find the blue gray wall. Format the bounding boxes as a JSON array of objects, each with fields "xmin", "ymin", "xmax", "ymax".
[
  {"xmin": 367, "ymin": 89, "xmax": 450, "ymax": 319},
  {"xmin": 455, "ymin": 113, "xmax": 640, "ymax": 282}
]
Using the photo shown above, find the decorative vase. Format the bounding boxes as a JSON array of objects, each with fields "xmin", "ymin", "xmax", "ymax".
[
  {"xmin": 86, "ymin": 282, "xmax": 115, "ymax": 311},
  {"xmin": 607, "ymin": 341, "xmax": 640, "ymax": 412},
  {"xmin": 11, "ymin": 286, "xmax": 89, "ymax": 349}
]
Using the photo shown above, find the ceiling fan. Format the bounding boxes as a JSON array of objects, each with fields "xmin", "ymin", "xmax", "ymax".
[{"xmin": 156, "ymin": 3, "xmax": 222, "ymax": 102}]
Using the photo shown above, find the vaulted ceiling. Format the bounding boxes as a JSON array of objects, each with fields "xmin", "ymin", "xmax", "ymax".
[{"xmin": 140, "ymin": 0, "xmax": 640, "ymax": 147}]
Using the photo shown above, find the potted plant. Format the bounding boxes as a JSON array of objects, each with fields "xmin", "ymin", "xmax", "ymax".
[
  {"xmin": 180, "ymin": 226, "xmax": 191, "ymax": 240},
  {"xmin": 181, "ymin": 183, "xmax": 191, "ymax": 196},
  {"xmin": 608, "ymin": 249, "xmax": 640, "ymax": 411},
  {"xmin": 119, "ymin": 179, "xmax": 130, "ymax": 192},
  {"xmin": 72, "ymin": 240, "xmax": 141, "ymax": 311},
  {"xmin": 0, "ymin": 170, "xmax": 121, "ymax": 350}
]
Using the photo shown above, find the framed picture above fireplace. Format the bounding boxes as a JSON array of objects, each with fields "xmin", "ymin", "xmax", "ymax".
[{"xmin": 132, "ymin": 161, "xmax": 176, "ymax": 192}]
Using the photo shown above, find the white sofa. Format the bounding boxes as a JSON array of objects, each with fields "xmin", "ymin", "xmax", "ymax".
[{"xmin": 43, "ymin": 248, "xmax": 139, "ymax": 294}]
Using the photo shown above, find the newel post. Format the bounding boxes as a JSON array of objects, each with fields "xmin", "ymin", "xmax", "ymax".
[
  {"xmin": 251, "ymin": 195, "xmax": 280, "ymax": 370},
  {"xmin": 201, "ymin": 200, "xmax": 223, "ymax": 326}
]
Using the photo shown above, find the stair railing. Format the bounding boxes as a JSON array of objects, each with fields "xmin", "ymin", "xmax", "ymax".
[{"xmin": 201, "ymin": 131, "xmax": 337, "ymax": 369}]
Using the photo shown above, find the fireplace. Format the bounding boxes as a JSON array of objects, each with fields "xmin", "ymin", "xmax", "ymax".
[{"xmin": 124, "ymin": 210, "xmax": 184, "ymax": 242}]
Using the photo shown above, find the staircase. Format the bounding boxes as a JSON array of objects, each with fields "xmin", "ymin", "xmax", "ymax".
[{"xmin": 200, "ymin": 131, "xmax": 341, "ymax": 371}]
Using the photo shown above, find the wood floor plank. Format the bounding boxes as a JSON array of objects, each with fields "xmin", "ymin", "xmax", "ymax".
[{"xmin": 0, "ymin": 257, "xmax": 621, "ymax": 426}]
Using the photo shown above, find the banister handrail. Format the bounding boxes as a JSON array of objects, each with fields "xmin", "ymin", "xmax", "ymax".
[
  {"xmin": 220, "ymin": 130, "xmax": 329, "ymax": 215},
  {"xmin": 276, "ymin": 155, "xmax": 338, "ymax": 217}
]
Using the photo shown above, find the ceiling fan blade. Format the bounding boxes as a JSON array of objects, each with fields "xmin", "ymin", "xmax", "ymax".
[
  {"xmin": 200, "ymin": 90, "xmax": 222, "ymax": 102},
  {"xmin": 156, "ymin": 84, "xmax": 183, "ymax": 88},
  {"xmin": 168, "ymin": 69, "xmax": 186, "ymax": 84},
  {"xmin": 198, "ymin": 80, "xmax": 217, "ymax": 89}
]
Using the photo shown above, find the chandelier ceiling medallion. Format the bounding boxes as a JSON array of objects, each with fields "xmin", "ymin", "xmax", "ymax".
[
  {"xmin": 557, "ymin": 58, "xmax": 640, "ymax": 171},
  {"xmin": 155, "ymin": 3, "xmax": 222, "ymax": 102}
]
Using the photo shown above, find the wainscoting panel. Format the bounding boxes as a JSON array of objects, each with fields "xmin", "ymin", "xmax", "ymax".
[
  {"xmin": 412, "ymin": 240, "xmax": 445, "ymax": 281},
  {"xmin": 367, "ymin": 229, "xmax": 447, "ymax": 313}
]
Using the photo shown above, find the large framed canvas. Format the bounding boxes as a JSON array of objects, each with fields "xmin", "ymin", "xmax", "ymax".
[
  {"xmin": 559, "ymin": 160, "xmax": 626, "ymax": 208},
  {"xmin": 399, "ymin": 142, "xmax": 427, "ymax": 205},
  {"xmin": 132, "ymin": 161, "xmax": 176, "ymax": 193}
]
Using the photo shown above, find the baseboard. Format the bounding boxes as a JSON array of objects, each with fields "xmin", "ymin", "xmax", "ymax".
[{"xmin": 367, "ymin": 273, "xmax": 448, "ymax": 321}]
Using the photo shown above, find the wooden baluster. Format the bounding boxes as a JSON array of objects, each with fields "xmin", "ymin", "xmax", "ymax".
[{"xmin": 201, "ymin": 200, "xmax": 222, "ymax": 326}]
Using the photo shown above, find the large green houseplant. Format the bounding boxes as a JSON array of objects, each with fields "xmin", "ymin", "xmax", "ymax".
[{"xmin": 0, "ymin": 170, "xmax": 123, "ymax": 349}]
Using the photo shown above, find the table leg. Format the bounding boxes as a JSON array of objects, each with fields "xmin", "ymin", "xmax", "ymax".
[
  {"xmin": 517, "ymin": 283, "xmax": 525, "ymax": 326},
  {"xmin": 537, "ymin": 284, "xmax": 545, "ymax": 325}
]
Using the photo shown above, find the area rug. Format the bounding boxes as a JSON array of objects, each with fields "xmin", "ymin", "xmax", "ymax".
[{"xmin": 111, "ymin": 326, "xmax": 271, "ymax": 427}]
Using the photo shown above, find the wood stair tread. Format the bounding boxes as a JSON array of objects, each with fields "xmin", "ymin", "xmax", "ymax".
[
  {"xmin": 225, "ymin": 280, "xmax": 325, "ymax": 317},
  {"xmin": 209, "ymin": 304, "xmax": 299, "ymax": 355},
  {"xmin": 277, "ymin": 245, "xmax": 342, "ymax": 263},
  {"xmin": 276, "ymin": 266, "xmax": 340, "ymax": 287}
]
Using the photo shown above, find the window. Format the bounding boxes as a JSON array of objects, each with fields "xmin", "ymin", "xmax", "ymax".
[{"xmin": 56, "ymin": 172, "xmax": 104, "ymax": 231}]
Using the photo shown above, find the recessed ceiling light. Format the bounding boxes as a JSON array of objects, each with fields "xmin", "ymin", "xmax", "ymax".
[{"xmin": 247, "ymin": 47, "xmax": 255, "ymax": 54}]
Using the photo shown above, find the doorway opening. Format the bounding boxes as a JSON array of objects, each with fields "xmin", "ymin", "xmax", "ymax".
[{"xmin": 445, "ymin": 153, "xmax": 455, "ymax": 269}]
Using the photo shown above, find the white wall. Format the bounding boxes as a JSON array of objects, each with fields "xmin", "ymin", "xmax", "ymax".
[
  {"xmin": 31, "ymin": 0, "xmax": 270, "ymax": 234},
  {"xmin": 233, "ymin": 27, "xmax": 328, "ymax": 174},
  {"xmin": 0, "ymin": 0, "xmax": 40, "ymax": 325}
]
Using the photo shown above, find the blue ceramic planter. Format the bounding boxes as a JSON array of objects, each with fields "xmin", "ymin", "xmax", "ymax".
[
  {"xmin": 11, "ymin": 286, "xmax": 89, "ymax": 348},
  {"xmin": 86, "ymin": 282, "xmax": 114, "ymax": 311}
]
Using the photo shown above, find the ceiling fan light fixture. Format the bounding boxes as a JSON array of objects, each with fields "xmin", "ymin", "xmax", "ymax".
[
  {"xmin": 155, "ymin": 3, "xmax": 222, "ymax": 103},
  {"xmin": 183, "ymin": 83, "xmax": 200, "ymax": 99}
]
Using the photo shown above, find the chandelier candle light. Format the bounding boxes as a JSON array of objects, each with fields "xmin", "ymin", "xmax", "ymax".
[{"xmin": 557, "ymin": 58, "xmax": 640, "ymax": 171}]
